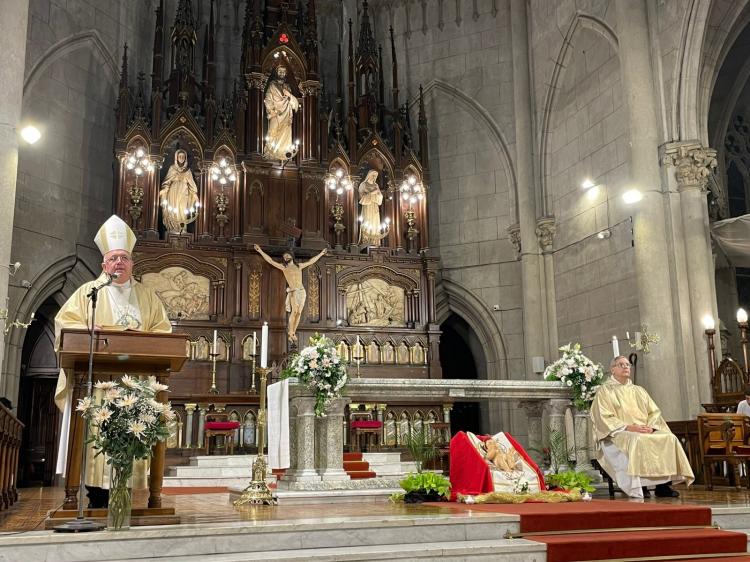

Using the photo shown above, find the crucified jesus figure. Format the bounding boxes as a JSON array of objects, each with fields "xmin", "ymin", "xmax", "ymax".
[{"xmin": 254, "ymin": 244, "xmax": 327, "ymax": 343}]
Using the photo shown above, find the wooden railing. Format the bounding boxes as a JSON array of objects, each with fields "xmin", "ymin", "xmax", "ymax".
[{"xmin": 0, "ymin": 403, "xmax": 23, "ymax": 510}]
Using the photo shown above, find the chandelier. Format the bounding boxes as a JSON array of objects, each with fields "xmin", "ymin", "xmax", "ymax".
[{"xmin": 325, "ymin": 168, "xmax": 353, "ymax": 247}]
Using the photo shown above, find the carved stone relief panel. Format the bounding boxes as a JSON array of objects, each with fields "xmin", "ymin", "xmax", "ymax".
[
  {"xmin": 345, "ymin": 278, "xmax": 406, "ymax": 327},
  {"xmin": 142, "ymin": 267, "xmax": 210, "ymax": 320}
]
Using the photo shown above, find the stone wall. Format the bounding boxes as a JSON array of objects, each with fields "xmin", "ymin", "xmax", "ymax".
[
  {"xmin": 2, "ymin": 0, "xmax": 156, "ymax": 399},
  {"xmin": 359, "ymin": 0, "xmax": 524, "ymax": 382},
  {"xmin": 528, "ymin": 1, "xmax": 639, "ymax": 366}
]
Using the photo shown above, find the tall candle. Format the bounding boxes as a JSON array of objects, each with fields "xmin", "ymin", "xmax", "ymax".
[
  {"xmin": 213, "ymin": 329, "xmax": 218, "ymax": 353},
  {"xmin": 260, "ymin": 322, "xmax": 268, "ymax": 368},
  {"xmin": 611, "ymin": 336, "xmax": 619, "ymax": 357},
  {"xmin": 253, "ymin": 331, "xmax": 257, "ymax": 355}
]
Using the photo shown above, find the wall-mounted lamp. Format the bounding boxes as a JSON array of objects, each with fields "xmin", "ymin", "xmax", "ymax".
[
  {"xmin": 622, "ymin": 189, "xmax": 643, "ymax": 204},
  {"xmin": 596, "ymin": 229, "xmax": 611, "ymax": 240},
  {"xmin": 20, "ymin": 125, "xmax": 41, "ymax": 145}
]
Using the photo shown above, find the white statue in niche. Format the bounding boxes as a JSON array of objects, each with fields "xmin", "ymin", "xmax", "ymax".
[
  {"xmin": 159, "ymin": 149, "xmax": 199, "ymax": 233},
  {"xmin": 358, "ymin": 170, "xmax": 385, "ymax": 247},
  {"xmin": 263, "ymin": 66, "xmax": 300, "ymax": 161}
]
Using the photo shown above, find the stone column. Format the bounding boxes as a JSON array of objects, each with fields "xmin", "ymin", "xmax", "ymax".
[
  {"xmin": 510, "ymin": 0, "xmax": 545, "ymax": 376},
  {"xmin": 442, "ymin": 403, "xmax": 453, "ymax": 444},
  {"xmin": 572, "ymin": 408, "xmax": 593, "ymax": 471},
  {"xmin": 615, "ymin": 0, "xmax": 682, "ymax": 419},
  {"xmin": 519, "ymin": 400, "xmax": 544, "ymax": 466},
  {"xmin": 316, "ymin": 398, "xmax": 350, "ymax": 481},
  {"xmin": 184, "ymin": 404, "xmax": 197, "ymax": 448},
  {"xmin": 376, "ymin": 404, "xmax": 385, "ymax": 446},
  {"xmin": 537, "ymin": 217, "xmax": 558, "ymax": 358},
  {"xmin": 279, "ymin": 395, "xmax": 321, "ymax": 485},
  {"xmin": 662, "ymin": 142, "xmax": 719, "ymax": 409},
  {"xmin": 546, "ymin": 398, "xmax": 569, "ymax": 444},
  {"xmin": 196, "ymin": 405, "xmax": 208, "ymax": 451},
  {"xmin": 0, "ymin": 0, "xmax": 29, "ymax": 396}
]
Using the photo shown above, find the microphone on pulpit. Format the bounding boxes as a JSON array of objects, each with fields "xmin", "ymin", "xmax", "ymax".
[{"xmin": 102, "ymin": 272, "xmax": 120, "ymax": 287}]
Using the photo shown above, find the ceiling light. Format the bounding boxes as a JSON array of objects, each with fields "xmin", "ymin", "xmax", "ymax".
[
  {"xmin": 20, "ymin": 125, "xmax": 41, "ymax": 145},
  {"xmin": 622, "ymin": 189, "xmax": 643, "ymax": 204}
]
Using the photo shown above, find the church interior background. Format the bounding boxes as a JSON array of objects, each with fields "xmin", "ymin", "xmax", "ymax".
[{"xmin": 4, "ymin": 0, "xmax": 750, "ymax": 553}]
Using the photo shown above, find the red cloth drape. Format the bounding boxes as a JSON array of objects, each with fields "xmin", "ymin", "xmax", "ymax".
[{"xmin": 449, "ymin": 431, "xmax": 494, "ymax": 501}]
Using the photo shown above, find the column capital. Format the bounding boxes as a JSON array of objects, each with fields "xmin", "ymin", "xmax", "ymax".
[
  {"xmin": 184, "ymin": 403, "xmax": 197, "ymax": 413},
  {"xmin": 518, "ymin": 399, "xmax": 544, "ymax": 418},
  {"xmin": 507, "ymin": 223, "xmax": 521, "ymax": 259},
  {"xmin": 299, "ymin": 80, "xmax": 322, "ymax": 97},
  {"xmin": 660, "ymin": 141, "xmax": 717, "ymax": 193},
  {"xmin": 546, "ymin": 398, "xmax": 571, "ymax": 417},
  {"xmin": 535, "ymin": 216, "xmax": 556, "ymax": 253},
  {"xmin": 246, "ymin": 72, "xmax": 267, "ymax": 90}
]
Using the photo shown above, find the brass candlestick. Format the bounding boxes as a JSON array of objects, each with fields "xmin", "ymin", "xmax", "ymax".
[
  {"xmin": 209, "ymin": 352, "xmax": 219, "ymax": 394},
  {"xmin": 248, "ymin": 350, "xmax": 257, "ymax": 394},
  {"xmin": 705, "ymin": 329, "xmax": 717, "ymax": 396},
  {"xmin": 234, "ymin": 367, "xmax": 277, "ymax": 506},
  {"xmin": 353, "ymin": 347, "xmax": 364, "ymax": 379},
  {"xmin": 740, "ymin": 321, "xmax": 749, "ymax": 376}
]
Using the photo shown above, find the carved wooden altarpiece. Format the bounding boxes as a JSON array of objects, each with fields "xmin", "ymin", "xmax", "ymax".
[{"xmin": 111, "ymin": 0, "xmax": 444, "ymax": 443}]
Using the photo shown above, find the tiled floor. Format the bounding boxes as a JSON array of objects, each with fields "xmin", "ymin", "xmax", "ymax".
[{"xmin": 2, "ymin": 484, "xmax": 750, "ymax": 533}]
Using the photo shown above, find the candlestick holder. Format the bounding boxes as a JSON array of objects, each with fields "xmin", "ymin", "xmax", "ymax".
[
  {"xmin": 248, "ymin": 350, "xmax": 257, "ymax": 394},
  {"xmin": 234, "ymin": 367, "xmax": 277, "ymax": 506},
  {"xmin": 209, "ymin": 352, "xmax": 219, "ymax": 395},
  {"xmin": 740, "ymin": 321, "xmax": 749, "ymax": 376},
  {"xmin": 705, "ymin": 328, "xmax": 718, "ymax": 397},
  {"xmin": 352, "ymin": 345, "xmax": 364, "ymax": 379}
]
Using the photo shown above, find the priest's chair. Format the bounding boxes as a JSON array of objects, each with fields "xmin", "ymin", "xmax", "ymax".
[
  {"xmin": 204, "ymin": 413, "xmax": 240, "ymax": 456},
  {"xmin": 349, "ymin": 407, "xmax": 382, "ymax": 453},
  {"xmin": 698, "ymin": 413, "xmax": 750, "ymax": 490}
]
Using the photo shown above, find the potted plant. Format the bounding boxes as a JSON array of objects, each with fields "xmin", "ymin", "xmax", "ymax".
[
  {"xmin": 531, "ymin": 427, "xmax": 594, "ymax": 495},
  {"xmin": 282, "ymin": 333, "xmax": 348, "ymax": 416},
  {"xmin": 392, "ymin": 425, "xmax": 451, "ymax": 503},
  {"xmin": 77, "ymin": 375, "xmax": 176, "ymax": 530}
]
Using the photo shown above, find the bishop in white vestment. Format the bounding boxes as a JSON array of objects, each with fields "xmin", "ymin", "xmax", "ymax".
[{"xmin": 53, "ymin": 215, "xmax": 171, "ymax": 502}]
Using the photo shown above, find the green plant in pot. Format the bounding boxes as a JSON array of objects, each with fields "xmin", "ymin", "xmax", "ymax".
[
  {"xmin": 394, "ymin": 425, "xmax": 451, "ymax": 503},
  {"xmin": 531, "ymin": 427, "xmax": 594, "ymax": 493}
]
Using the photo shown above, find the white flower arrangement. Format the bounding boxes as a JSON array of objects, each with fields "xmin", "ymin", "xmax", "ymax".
[
  {"xmin": 284, "ymin": 333, "xmax": 348, "ymax": 416},
  {"xmin": 76, "ymin": 375, "xmax": 175, "ymax": 468},
  {"xmin": 543, "ymin": 343, "xmax": 605, "ymax": 410}
]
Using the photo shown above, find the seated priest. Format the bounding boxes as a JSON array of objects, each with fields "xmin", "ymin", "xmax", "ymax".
[
  {"xmin": 54, "ymin": 214, "xmax": 171, "ymax": 507},
  {"xmin": 737, "ymin": 386, "xmax": 750, "ymax": 417},
  {"xmin": 590, "ymin": 355, "xmax": 694, "ymax": 499}
]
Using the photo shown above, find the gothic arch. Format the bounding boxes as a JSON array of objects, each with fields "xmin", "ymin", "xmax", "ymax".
[
  {"xmin": 695, "ymin": 0, "xmax": 750, "ymax": 145},
  {"xmin": 434, "ymin": 278, "xmax": 507, "ymax": 381},
  {"xmin": 414, "ymin": 79, "xmax": 517, "ymax": 219},
  {"xmin": 1, "ymin": 255, "xmax": 98, "ymax": 400},
  {"xmin": 23, "ymin": 30, "xmax": 119, "ymax": 96},
  {"xmin": 538, "ymin": 12, "xmax": 619, "ymax": 213}
]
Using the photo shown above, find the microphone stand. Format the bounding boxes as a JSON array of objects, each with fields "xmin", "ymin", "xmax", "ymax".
[{"xmin": 55, "ymin": 275, "xmax": 114, "ymax": 532}]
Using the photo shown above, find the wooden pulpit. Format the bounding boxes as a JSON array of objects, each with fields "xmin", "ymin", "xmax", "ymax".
[{"xmin": 54, "ymin": 329, "xmax": 188, "ymax": 524}]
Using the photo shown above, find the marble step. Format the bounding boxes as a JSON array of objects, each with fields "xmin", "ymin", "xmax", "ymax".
[
  {"xmin": 112, "ymin": 539, "xmax": 545, "ymax": 561},
  {"xmin": 162, "ymin": 475, "xmax": 275, "ymax": 488},
  {"xmin": 167, "ymin": 465, "xmax": 255, "ymax": 478},
  {"xmin": 0, "ymin": 512, "xmax": 521, "ymax": 562},
  {"xmin": 188, "ymin": 455, "xmax": 258, "ymax": 468}
]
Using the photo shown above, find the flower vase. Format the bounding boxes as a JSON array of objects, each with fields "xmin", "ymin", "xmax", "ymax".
[{"xmin": 107, "ymin": 462, "xmax": 133, "ymax": 531}]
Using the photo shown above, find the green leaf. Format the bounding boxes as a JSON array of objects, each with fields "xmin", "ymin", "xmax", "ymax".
[{"xmin": 399, "ymin": 472, "xmax": 451, "ymax": 496}]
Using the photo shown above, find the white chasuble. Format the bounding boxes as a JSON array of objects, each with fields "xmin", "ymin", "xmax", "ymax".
[
  {"xmin": 590, "ymin": 377, "xmax": 694, "ymax": 498},
  {"xmin": 54, "ymin": 274, "xmax": 171, "ymax": 486}
]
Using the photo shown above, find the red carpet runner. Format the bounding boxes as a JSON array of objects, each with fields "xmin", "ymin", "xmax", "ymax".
[
  {"xmin": 343, "ymin": 452, "xmax": 376, "ymax": 479},
  {"xmin": 426, "ymin": 500, "xmax": 748, "ymax": 562}
]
